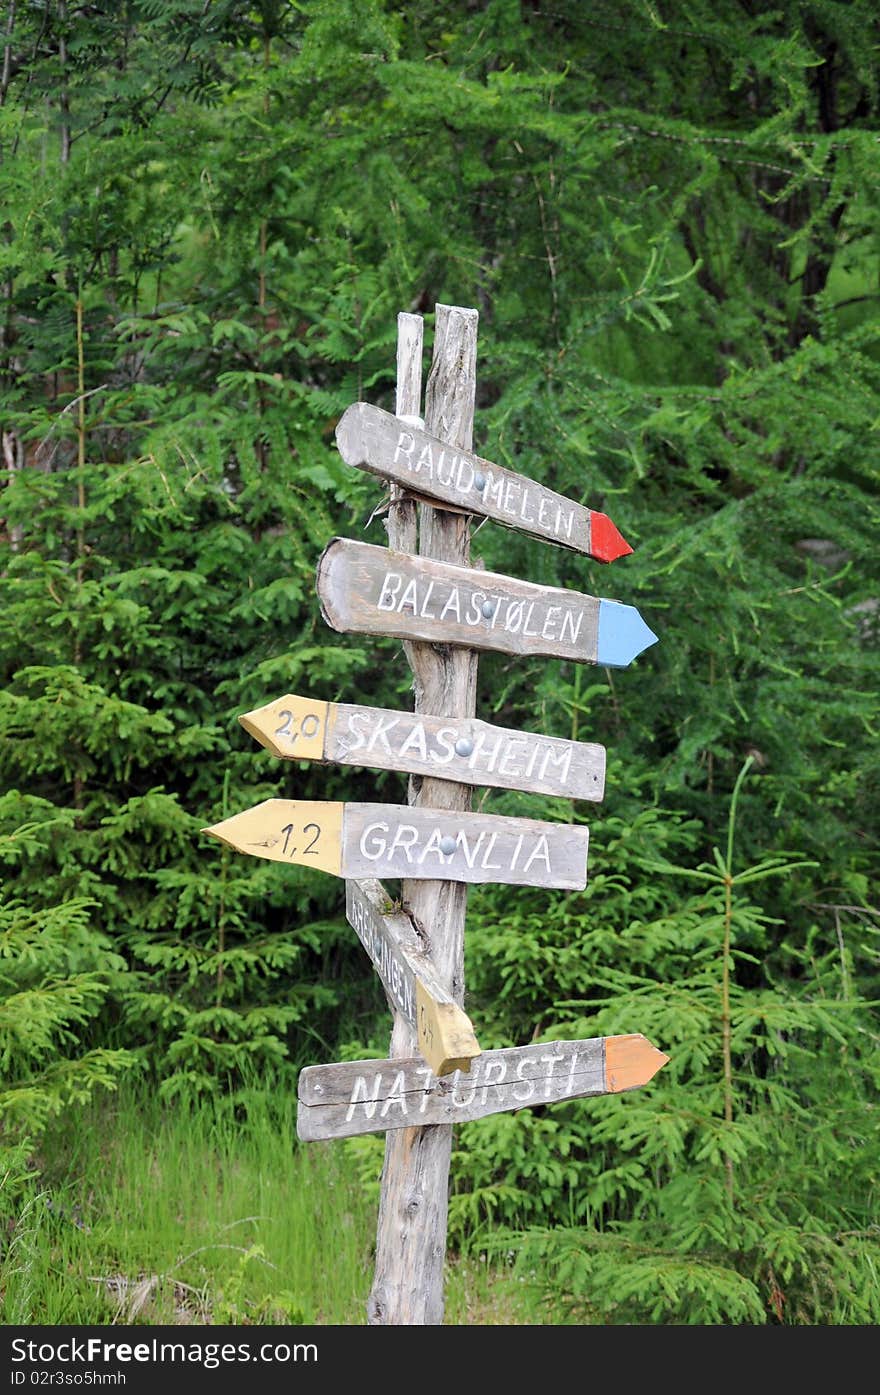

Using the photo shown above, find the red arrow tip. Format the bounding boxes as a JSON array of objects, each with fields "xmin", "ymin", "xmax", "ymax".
[{"xmin": 591, "ymin": 512, "xmax": 633, "ymax": 563}]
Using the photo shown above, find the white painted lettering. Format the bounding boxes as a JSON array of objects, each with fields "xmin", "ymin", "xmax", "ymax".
[
  {"xmin": 377, "ymin": 572, "xmax": 402, "ymax": 611},
  {"xmin": 342, "ymin": 710, "xmax": 369, "ymax": 753},
  {"xmin": 523, "ymin": 835, "xmax": 552, "ymax": 876},
  {"xmin": 512, "ymin": 1056, "xmax": 537, "ymax": 1101},
  {"xmin": 419, "ymin": 580, "xmax": 437, "ymax": 618},
  {"xmin": 455, "ymin": 456, "xmax": 475, "ymax": 492},
  {"xmin": 480, "ymin": 832, "xmax": 502, "ymax": 870},
  {"xmin": 415, "ymin": 442, "xmax": 435, "ymax": 477},
  {"xmin": 451, "ymin": 1067, "xmax": 478, "ymax": 1108},
  {"xmin": 359, "ymin": 822, "xmax": 388, "ymax": 860},
  {"xmin": 398, "ymin": 722, "xmax": 428, "ymax": 762},
  {"xmin": 419, "ymin": 828, "xmax": 447, "ymax": 866},
  {"xmin": 415, "ymin": 1066, "xmax": 435, "ymax": 1113},
  {"xmin": 456, "ymin": 830, "xmax": 486, "ymax": 870},
  {"xmin": 483, "ymin": 474, "xmax": 504, "ymax": 509},
  {"xmin": 542, "ymin": 606, "xmax": 561, "ymax": 640},
  {"xmin": 498, "ymin": 738, "xmax": 527, "ymax": 778},
  {"xmin": 539, "ymin": 745, "xmax": 572, "ymax": 786},
  {"xmin": 465, "ymin": 591, "xmax": 485, "ymax": 625},
  {"xmin": 346, "ymin": 1074, "xmax": 382, "ymax": 1122},
  {"xmin": 509, "ymin": 833, "xmax": 524, "ymax": 871},
  {"xmin": 394, "ymin": 431, "xmax": 415, "ymax": 465},
  {"xmin": 521, "ymin": 602, "xmax": 539, "ymax": 637},
  {"xmin": 398, "ymin": 578, "xmax": 418, "ymax": 615},
  {"xmin": 366, "ymin": 715, "xmax": 399, "ymax": 754},
  {"xmin": 539, "ymin": 1051, "xmax": 565, "ymax": 1098},
  {"xmin": 431, "ymin": 727, "xmax": 457, "ymax": 765},
  {"xmin": 504, "ymin": 600, "xmax": 525, "ymax": 635},
  {"xmin": 479, "ymin": 1057, "xmax": 508, "ymax": 1106},
  {"xmin": 389, "ymin": 823, "xmax": 419, "ymax": 862},
  {"xmin": 435, "ymin": 449, "xmax": 455, "ymax": 487},
  {"xmin": 560, "ymin": 608, "xmax": 584, "ymax": 645},
  {"xmin": 524, "ymin": 742, "xmax": 540, "ymax": 780},
  {"xmin": 565, "ymin": 1049, "xmax": 582, "ymax": 1094},
  {"xmin": 380, "ymin": 1070, "xmax": 408, "ymax": 1117},
  {"xmin": 440, "ymin": 586, "xmax": 461, "ymax": 623}
]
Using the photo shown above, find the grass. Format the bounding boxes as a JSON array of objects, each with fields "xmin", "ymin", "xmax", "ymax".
[{"xmin": 0, "ymin": 1075, "xmax": 541, "ymax": 1326}]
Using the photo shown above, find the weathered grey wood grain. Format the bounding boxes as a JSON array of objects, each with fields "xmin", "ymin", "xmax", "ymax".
[
  {"xmin": 343, "ymin": 801, "xmax": 588, "ymax": 888},
  {"xmin": 240, "ymin": 691, "xmax": 606, "ymax": 801},
  {"xmin": 336, "ymin": 401, "xmax": 633, "ymax": 561},
  {"xmin": 389, "ymin": 313, "xmax": 420, "ymax": 620},
  {"xmin": 317, "ymin": 535, "xmax": 598, "ymax": 661},
  {"xmin": 368, "ymin": 304, "xmax": 479, "ymax": 1329},
  {"xmin": 346, "ymin": 880, "xmax": 480, "ymax": 1078},
  {"xmin": 297, "ymin": 1034, "xmax": 670, "ymax": 1140}
]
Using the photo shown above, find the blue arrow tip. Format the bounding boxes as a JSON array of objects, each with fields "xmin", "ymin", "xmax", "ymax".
[{"xmin": 597, "ymin": 599, "xmax": 659, "ymax": 668}]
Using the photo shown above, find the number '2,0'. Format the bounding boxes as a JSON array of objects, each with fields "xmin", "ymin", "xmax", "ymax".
[
  {"xmin": 281, "ymin": 822, "xmax": 321, "ymax": 857},
  {"xmin": 274, "ymin": 710, "xmax": 322, "ymax": 744}
]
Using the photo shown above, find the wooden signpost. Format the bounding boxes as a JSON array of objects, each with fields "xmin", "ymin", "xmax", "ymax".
[
  {"xmin": 297, "ymin": 1033, "xmax": 670, "ymax": 1141},
  {"xmin": 317, "ymin": 536, "xmax": 659, "ymax": 668},
  {"xmin": 345, "ymin": 878, "xmax": 480, "ymax": 1079},
  {"xmin": 335, "ymin": 401, "xmax": 634, "ymax": 561},
  {"xmin": 204, "ymin": 302, "xmax": 667, "ymax": 1326},
  {"xmin": 239, "ymin": 692, "xmax": 606, "ymax": 800},
  {"xmin": 203, "ymin": 798, "xmax": 589, "ymax": 888}
]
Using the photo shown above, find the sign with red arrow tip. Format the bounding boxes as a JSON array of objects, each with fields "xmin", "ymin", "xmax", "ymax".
[{"xmin": 335, "ymin": 401, "xmax": 633, "ymax": 562}]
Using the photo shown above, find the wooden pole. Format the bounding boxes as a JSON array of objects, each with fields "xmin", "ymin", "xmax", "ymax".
[{"xmin": 366, "ymin": 304, "xmax": 479, "ymax": 1326}]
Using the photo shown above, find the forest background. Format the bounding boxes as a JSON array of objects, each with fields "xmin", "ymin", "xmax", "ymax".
[{"xmin": 1, "ymin": 0, "xmax": 878, "ymax": 1327}]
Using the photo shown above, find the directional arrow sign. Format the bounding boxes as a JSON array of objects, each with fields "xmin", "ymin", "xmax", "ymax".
[
  {"xmin": 296, "ymin": 1033, "xmax": 669, "ymax": 1141},
  {"xmin": 239, "ymin": 692, "xmax": 606, "ymax": 802},
  {"xmin": 202, "ymin": 799, "xmax": 589, "ymax": 889},
  {"xmin": 316, "ymin": 538, "xmax": 658, "ymax": 669},
  {"xmin": 335, "ymin": 401, "xmax": 633, "ymax": 562},
  {"xmin": 346, "ymin": 878, "xmax": 480, "ymax": 1078}
]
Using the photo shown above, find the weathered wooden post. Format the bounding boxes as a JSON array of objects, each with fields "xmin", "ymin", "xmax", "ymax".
[
  {"xmin": 203, "ymin": 300, "xmax": 668, "ymax": 1328},
  {"xmin": 367, "ymin": 305, "xmax": 480, "ymax": 1325}
]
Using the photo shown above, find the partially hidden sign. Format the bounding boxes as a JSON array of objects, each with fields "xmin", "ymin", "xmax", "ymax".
[
  {"xmin": 296, "ymin": 1033, "xmax": 670, "ymax": 1141},
  {"xmin": 239, "ymin": 693, "xmax": 606, "ymax": 801},
  {"xmin": 316, "ymin": 538, "xmax": 658, "ymax": 669},
  {"xmin": 202, "ymin": 799, "xmax": 589, "ymax": 889},
  {"xmin": 335, "ymin": 401, "xmax": 633, "ymax": 562},
  {"xmin": 346, "ymin": 878, "xmax": 480, "ymax": 1078}
]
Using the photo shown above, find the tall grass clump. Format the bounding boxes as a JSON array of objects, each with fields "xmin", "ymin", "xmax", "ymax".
[{"xmin": 1, "ymin": 1069, "xmax": 378, "ymax": 1325}]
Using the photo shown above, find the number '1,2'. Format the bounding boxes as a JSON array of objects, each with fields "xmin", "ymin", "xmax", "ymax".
[{"xmin": 281, "ymin": 822, "xmax": 321, "ymax": 857}]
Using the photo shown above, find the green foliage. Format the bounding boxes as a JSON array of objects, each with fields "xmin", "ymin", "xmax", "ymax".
[
  {"xmin": 0, "ymin": 803, "xmax": 135, "ymax": 1239},
  {"xmin": 0, "ymin": 1074, "xmax": 375, "ymax": 1325},
  {"xmin": 0, "ymin": 806, "xmax": 134, "ymax": 1133},
  {"xmin": 461, "ymin": 763, "xmax": 880, "ymax": 1323},
  {"xmin": 1, "ymin": 0, "xmax": 878, "ymax": 1325}
]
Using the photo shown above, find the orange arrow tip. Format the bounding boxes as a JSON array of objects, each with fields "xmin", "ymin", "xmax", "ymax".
[
  {"xmin": 605, "ymin": 1033, "xmax": 670, "ymax": 1093},
  {"xmin": 591, "ymin": 511, "xmax": 634, "ymax": 563}
]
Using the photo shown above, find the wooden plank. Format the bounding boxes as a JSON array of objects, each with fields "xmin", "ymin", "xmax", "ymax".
[
  {"xmin": 346, "ymin": 879, "xmax": 480, "ymax": 1078},
  {"xmin": 239, "ymin": 692, "xmax": 606, "ymax": 802},
  {"xmin": 202, "ymin": 799, "xmax": 589, "ymax": 890},
  {"xmin": 316, "ymin": 537, "xmax": 658, "ymax": 669},
  {"xmin": 336, "ymin": 401, "xmax": 633, "ymax": 562},
  {"xmin": 296, "ymin": 1034, "xmax": 670, "ymax": 1141}
]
